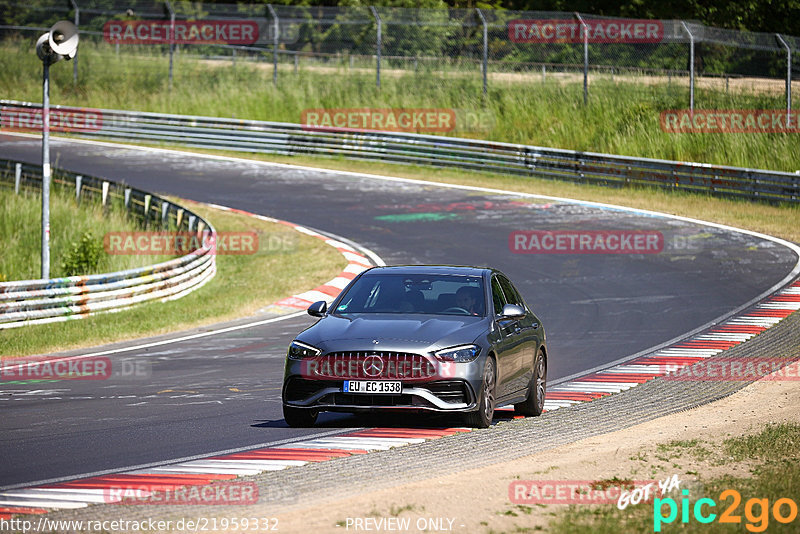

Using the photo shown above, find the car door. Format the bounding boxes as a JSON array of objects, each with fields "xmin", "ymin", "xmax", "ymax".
[
  {"xmin": 490, "ymin": 274, "xmax": 521, "ymax": 400},
  {"xmin": 496, "ymin": 274, "xmax": 539, "ymax": 396}
]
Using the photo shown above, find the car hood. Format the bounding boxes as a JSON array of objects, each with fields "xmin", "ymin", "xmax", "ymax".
[{"xmin": 297, "ymin": 313, "xmax": 489, "ymax": 353}]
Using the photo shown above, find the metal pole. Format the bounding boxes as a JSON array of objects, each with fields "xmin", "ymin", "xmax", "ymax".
[
  {"xmin": 681, "ymin": 21, "xmax": 695, "ymax": 114},
  {"xmin": 776, "ymin": 34, "xmax": 792, "ymax": 119},
  {"xmin": 575, "ymin": 13, "xmax": 588, "ymax": 105},
  {"xmin": 70, "ymin": 0, "xmax": 79, "ymax": 83},
  {"xmin": 476, "ymin": 8, "xmax": 488, "ymax": 96},
  {"xmin": 370, "ymin": 6, "xmax": 381, "ymax": 89},
  {"xmin": 165, "ymin": 1, "xmax": 174, "ymax": 89},
  {"xmin": 267, "ymin": 4, "xmax": 278, "ymax": 85},
  {"xmin": 41, "ymin": 60, "xmax": 51, "ymax": 280}
]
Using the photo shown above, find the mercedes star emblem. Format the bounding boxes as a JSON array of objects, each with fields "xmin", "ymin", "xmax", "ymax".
[{"xmin": 362, "ymin": 355, "xmax": 384, "ymax": 377}]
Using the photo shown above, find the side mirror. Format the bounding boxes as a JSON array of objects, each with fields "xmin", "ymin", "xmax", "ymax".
[
  {"xmin": 499, "ymin": 303, "xmax": 526, "ymax": 320},
  {"xmin": 307, "ymin": 300, "xmax": 328, "ymax": 317}
]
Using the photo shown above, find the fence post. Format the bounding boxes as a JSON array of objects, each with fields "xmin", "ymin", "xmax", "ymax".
[
  {"xmin": 370, "ymin": 6, "xmax": 381, "ymax": 89},
  {"xmin": 776, "ymin": 34, "xmax": 792, "ymax": 119},
  {"xmin": 267, "ymin": 4, "xmax": 278, "ymax": 85},
  {"xmin": 680, "ymin": 21, "xmax": 695, "ymax": 114},
  {"xmin": 75, "ymin": 175, "xmax": 82, "ymax": 203},
  {"xmin": 70, "ymin": 0, "xmax": 79, "ymax": 83},
  {"xmin": 476, "ymin": 8, "xmax": 488, "ymax": 96},
  {"xmin": 41, "ymin": 62, "xmax": 51, "ymax": 280},
  {"xmin": 574, "ymin": 13, "xmax": 588, "ymax": 105},
  {"xmin": 15, "ymin": 163, "xmax": 21, "ymax": 194},
  {"xmin": 165, "ymin": 1, "xmax": 175, "ymax": 89}
]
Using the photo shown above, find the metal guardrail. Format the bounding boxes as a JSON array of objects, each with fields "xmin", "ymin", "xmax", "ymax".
[
  {"xmin": 0, "ymin": 158, "xmax": 216, "ymax": 329},
  {"xmin": 1, "ymin": 100, "xmax": 799, "ymax": 204}
]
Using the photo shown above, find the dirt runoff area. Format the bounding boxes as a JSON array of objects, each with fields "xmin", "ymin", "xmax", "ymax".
[{"xmin": 265, "ymin": 369, "xmax": 800, "ymax": 533}]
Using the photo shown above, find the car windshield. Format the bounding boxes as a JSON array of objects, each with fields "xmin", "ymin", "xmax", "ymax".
[{"xmin": 334, "ymin": 273, "xmax": 486, "ymax": 316}]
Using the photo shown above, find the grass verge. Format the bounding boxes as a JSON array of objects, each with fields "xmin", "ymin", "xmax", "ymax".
[
  {"xmin": 1, "ymin": 199, "xmax": 346, "ymax": 358},
  {"xmin": 547, "ymin": 423, "xmax": 800, "ymax": 533},
  {"xmin": 0, "ymin": 184, "xmax": 175, "ymax": 281},
  {"xmin": 1, "ymin": 39, "xmax": 798, "ymax": 172}
]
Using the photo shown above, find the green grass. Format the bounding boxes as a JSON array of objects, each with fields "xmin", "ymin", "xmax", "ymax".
[
  {"xmin": 547, "ymin": 423, "xmax": 800, "ymax": 533},
  {"xmin": 725, "ymin": 422, "xmax": 800, "ymax": 463},
  {"xmin": 0, "ymin": 184, "xmax": 174, "ymax": 281},
  {"xmin": 1, "ymin": 38, "xmax": 798, "ymax": 173},
  {"xmin": 1, "ymin": 200, "xmax": 346, "ymax": 358}
]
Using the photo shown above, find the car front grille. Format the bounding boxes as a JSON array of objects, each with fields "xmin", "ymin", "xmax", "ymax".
[{"xmin": 304, "ymin": 351, "xmax": 437, "ymax": 381}]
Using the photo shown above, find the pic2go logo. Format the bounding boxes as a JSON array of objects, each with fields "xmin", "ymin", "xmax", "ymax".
[{"xmin": 654, "ymin": 489, "xmax": 799, "ymax": 532}]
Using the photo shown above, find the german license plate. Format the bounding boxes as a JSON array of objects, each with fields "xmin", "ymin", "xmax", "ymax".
[{"xmin": 343, "ymin": 381, "xmax": 402, "ymax": 394}]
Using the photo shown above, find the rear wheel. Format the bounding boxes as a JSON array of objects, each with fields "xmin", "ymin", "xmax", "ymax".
[
  {"xmin": 465, "ymin": 356, "xmax": 496, "ymax": 429},
  {"xmin": 283, "ymin": 405, "xmax": 319, "ymax": 427},
  {"xmin": 515, "ymin": 348, "xmax": 546, "ymax": 417}
]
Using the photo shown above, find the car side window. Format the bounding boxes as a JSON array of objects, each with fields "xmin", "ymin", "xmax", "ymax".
[
  {"xmin": 491, "ymin": 276, "xmax": 507, "ymax": 316},
  {"xmin": 498, "ymin": 275, "xmax": 524, "ymax": 308}
]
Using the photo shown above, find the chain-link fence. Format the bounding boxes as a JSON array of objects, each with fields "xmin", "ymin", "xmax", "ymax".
[{"xmin": 1, "ymin": 2, "xmax": 797, "ymax": 111}]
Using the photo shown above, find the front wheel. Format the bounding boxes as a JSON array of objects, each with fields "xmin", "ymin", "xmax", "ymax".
[
  {"xmin": 283, "ymin": 405, "xmax": 319, "ymax": 427},
  {"xmin": 515, "ymin": 348, "xmax": 546, "ymax": 417},
  {"xmin": 465, "ymin": 356, "xmax": 496, "ymax": 429}
]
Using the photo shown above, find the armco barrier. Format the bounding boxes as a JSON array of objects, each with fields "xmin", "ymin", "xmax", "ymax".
[
  {"xmin": 0, "ymin": 159, "xmax": 216, "ymax": 329},
  {"xmin": 1, "ymin": 100, "xmax": 798, "ymax": 203}
]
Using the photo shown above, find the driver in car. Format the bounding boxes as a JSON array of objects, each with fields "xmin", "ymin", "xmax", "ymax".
[{"xmin": 455, "ymin": 286, "xmax": 482, "ymax": 315}]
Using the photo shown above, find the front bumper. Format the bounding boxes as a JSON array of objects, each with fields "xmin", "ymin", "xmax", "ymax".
[{"xmin": 282, "ymin": 376, "xmax": 478, "ymax": 412}]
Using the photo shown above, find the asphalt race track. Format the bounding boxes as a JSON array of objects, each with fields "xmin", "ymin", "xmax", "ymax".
[{"xmin": 1, "ymin": 135, "xmax": 797, "ymax": 489}]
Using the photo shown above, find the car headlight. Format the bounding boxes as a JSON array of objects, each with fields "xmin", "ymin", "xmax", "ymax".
[
  {"xmin": 434, "ymin": 344, "xmax": 480, "ymax": 363},
  {"xmin": 287, "ymin": 340, "xmax": 321, "ymax": 360}
]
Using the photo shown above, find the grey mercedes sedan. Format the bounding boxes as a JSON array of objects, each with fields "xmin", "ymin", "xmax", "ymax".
[{"xmin": 281, "ymin": 265, "xmax": 547, "ymax": 428}]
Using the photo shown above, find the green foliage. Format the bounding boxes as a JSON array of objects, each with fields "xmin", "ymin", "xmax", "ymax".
[
  {"xmin": 0, "ymin": 184, "xmax": 172, "ymax": 281},
  {"xmin": 497, "ymin": 0, "xmax": 800, "ymax": 35},
  {"xmin": 61, "ymin": 231, "xmax": 104, "ymax": 277}
]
